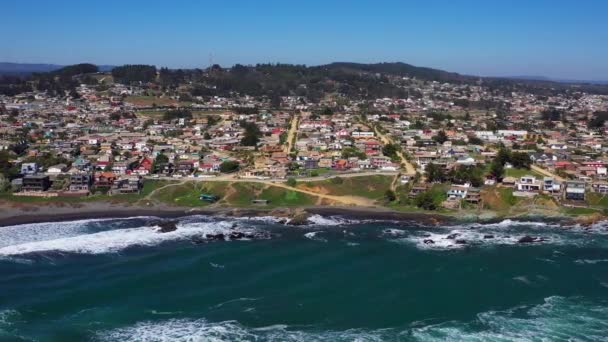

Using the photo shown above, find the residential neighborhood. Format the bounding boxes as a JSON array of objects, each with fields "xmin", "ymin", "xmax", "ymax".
[{"xmin": 1, "ymin": 63, "xmax": 608, "ymax": 214}]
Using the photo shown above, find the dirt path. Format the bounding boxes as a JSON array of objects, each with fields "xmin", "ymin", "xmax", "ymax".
[
  {"xmin": 284, "ymin": 114, "xmax": 300, "ymax": 153},
  {"xmin": 531, "ymin": 164, "xmax": 565, "ymax": 181},
  {"xmin": 144, "ymin": 179, "xmax": 189, "ymax": 200},
  {"xmin": 144, "ymin": 178, "xmax": 375, "ymax": 207},
  {"xmin": 372, "ymin": 124, "xmax": 416, "ymax": 175}
]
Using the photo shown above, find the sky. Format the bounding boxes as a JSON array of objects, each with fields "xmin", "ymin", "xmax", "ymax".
[{"xmin": 2, "ymin": 0, "xmax": 608, "ymax": 80}]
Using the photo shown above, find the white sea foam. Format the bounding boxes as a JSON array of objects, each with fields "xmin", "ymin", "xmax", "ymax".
[
  {"xmin": 306, "ymin": 214, "xmax": 353, "ymax": 226},
  {"xmin": 0, "ymin": 220, "xmax": 259, "ymax": 256},
  {"xmin": 96, "ymin": 318, "xmax": 392, "ymax": 342},
  {"xmin": 96, "ymin": 297, "xmax": 608, "ymax": 342},
  {"xmin": 0, "ymin": 309, "xmax": 19, "ymax": 326},
  {"xmin": 575, "ymin": 258, "xmax": 608, "ymax": 265},
  {"xmin": 411, "ymin": 296, "xmax": 608, "ymax": 342},
  {"xmin": 0, "ymin": 218, "xmax": 121, "ymax": 249},
  {"xmin": 304, "ymin": 231, "xmax": 327, "ymax": 242}
]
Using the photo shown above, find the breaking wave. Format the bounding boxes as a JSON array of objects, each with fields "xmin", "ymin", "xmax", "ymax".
[
  {"xmin": 94, "ymin": 296, "xmax": 608, "ymax": 341},
  {"xmin": 0, "ymin": 220, "xmax": 261, "ymax": 257},
  {"xmin": 393, "ymin": 219, "xmax": 608, "ymax": 250}
]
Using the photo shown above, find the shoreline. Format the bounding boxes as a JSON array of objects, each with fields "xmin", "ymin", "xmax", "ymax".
[{"xmin": 0, "ymin": 200, "xmax": 581, "ymax": 227}]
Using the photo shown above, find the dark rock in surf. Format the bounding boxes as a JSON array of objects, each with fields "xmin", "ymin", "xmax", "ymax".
[
  {"xmin": 155, "ymin": 221, "xmax": 177, "ymax": 233},
  {"xmin": 518, "ymin": 235, "xmax": 538, "ymax": 243},
  {"xmin": 423, "ymin": 239, "xmax": 435, "ymax": 244},
  {"xmin": 447, "ymin": 233, "xmax": 460, "ymax": 240},
  {"xmin": 205, "ymin": 233, "xmax": 225, "ymax": 241},
  {"xmin": 455, "ymin": 239, "xmax": 467, "ymax": 244},
  {"xmin": 483, "ymin": 235, "xmax": 494, "ymax": 239},
  {"xmin": 287, "ymin": 212, "xmax": 311, "ymax": 226}
]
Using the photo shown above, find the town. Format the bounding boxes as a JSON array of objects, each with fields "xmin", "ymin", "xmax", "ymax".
[{"xmin": 1, "ymin": 62, "xmax": 608, "ymax": 217}]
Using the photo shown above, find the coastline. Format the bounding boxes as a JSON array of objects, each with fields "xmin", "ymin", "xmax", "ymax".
[
  {"xmin": 0, "ymin": 201, "xmax": 455, "ymax": 227},
  {"xmin": 0, "ymin": 199, "xmax": 587, "ymax": 227}
]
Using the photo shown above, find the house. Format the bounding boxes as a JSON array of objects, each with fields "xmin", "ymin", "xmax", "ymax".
[
  {"xmin": 21, "ymin": 174, "xmax": 50, "ymax": 192},
  {"xmin": 564, "ymin": 181, "xmax": 586, "ymax": 201},
  {"xmin": 134, "ymin": 157, "xmax": 153, "ymax": 175},
  {"xmin": 69, "ymin": 173, "xmax": 92, "ymax": 192},
  {"xmin": 543, "ymin": 177, "xmax": 561, "ymax": 193},
  {"xmin": 20, "ymin": 162, "xmax": 38, "ymax": 175},
  {"xmin": 591, "ymin": 181, "xmax": 608, "ymax": 194},
  {"xmin": 465, "ymin": 188, "xmax": 481, "ymax": 203},
  {"xmin": 47, "ymin": 163, "xmax": 68, "ymax": 175},
  {"xmin": 95, "ymin": 172, "xmax": 117, "ymax": 187},
  {"xmin": 447, "ymin": 184, "xmax": 469, "ymax": 200},
  {"xmin": 409, "ymin": 184, "xmax": 428, "ymax": 198},
  {"xmin": 110, "ymin": 177, "xmax": 142, "ymax": 195},
  {"xmin": 515, "ymin": 175, "xmax": 541, "ymax": 192}
]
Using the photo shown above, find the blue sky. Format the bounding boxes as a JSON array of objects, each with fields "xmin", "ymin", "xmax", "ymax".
[{"xmin": 2, "ymin": 0, "xmax": 608, "ymax": 80}]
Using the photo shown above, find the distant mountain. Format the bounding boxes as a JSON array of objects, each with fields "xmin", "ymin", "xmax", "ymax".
[
  {"xmin": 0, "ymin": 62, "xmax": 63, "ymax": 74},
  {"xmin": 501, "ymin": 75, "xmax": 608, "ymax": 85},
  {"xmin": 0, "ymin": 62, "xmax": 115, "ymax": 75}
]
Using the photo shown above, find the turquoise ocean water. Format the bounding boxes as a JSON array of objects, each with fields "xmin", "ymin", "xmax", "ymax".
[{"xmin": 0, "ymin": 215, "xmax": 607, "ymax": 341}]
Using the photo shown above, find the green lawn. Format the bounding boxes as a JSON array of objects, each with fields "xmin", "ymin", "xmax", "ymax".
[
  {"xmin": 258, "ymin": 186, "xmax": 317, "ymax": 207},
  {"xmin": 298, "ymin": 175, "xmax": 393, "ymax": 200},
  {"xmin": 505, "ymin": 168, "xmax": 544, "ymax": 179}
]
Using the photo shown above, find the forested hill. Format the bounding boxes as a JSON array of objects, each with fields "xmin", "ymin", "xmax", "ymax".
[
  {"xmin": 3, "ymin": 61, "xmax": 608, "ymax": 98},
  {"xmin": 318, "ymin": 62, "xmax": 475, "ymax": 83}
]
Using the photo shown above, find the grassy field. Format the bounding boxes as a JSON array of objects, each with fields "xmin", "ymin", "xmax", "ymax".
[
  {"xmin": 505, "ymin": 168, "xmax": 544, "ymax": 179},
  {"xmin": 125, "ymin": 96, "xmax": 184, "ymax": 107},
  {"xmin": 297, "ymin": 175, "xmax": 393, "ymax": 200},
  {"xmin": 147, "ymin": 180, "xmax": 318, "ymax": 207},
  {"xmin": 135, "ymin": 109, "xmax": 225, "ymax": 119}
]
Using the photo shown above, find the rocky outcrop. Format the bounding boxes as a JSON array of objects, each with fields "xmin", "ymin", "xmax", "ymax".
[
  {"xmin": 153, "ymin": 220, "xmax": 178, "ymax": 233},
  {"xmin": 518, "ymin": 235, "xmax": 547, "ymax": 243},
  {"xmin": 286, "ymin": 212, "xmax": 311, "ymax": 226}
]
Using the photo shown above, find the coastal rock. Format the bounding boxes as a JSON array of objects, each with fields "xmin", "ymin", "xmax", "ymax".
[
  {"xmin": 205, "ymin": 233, "xmax": 226, "ymax": 241},
  {"xmin": 455, "ymin": 239, "xmax": 467, "ymax": 244},
  {"xmin": 518, "ymin": 235, "xmax": 540, "ymax": 243},
  {"xmin": 286, "ymin": 212, "xmax": 311, "ymax": 226},
  {"xmin": 574, "ymin": 213, "xmax": 606, "ymax": 227},
  {"xmin": 423, "ymin": 239, "xmax": 435, "ymax": 244},
  {"xmin": 483, "ymin": 235, "xmax": 494, "ymax": 239},
  {"xmin": 154, "ymin": 220, "xmax": 178, "ymax": 233},
  {"xmin": 447, "ymin": 233, "xmax": 460, "ymax": 240}
]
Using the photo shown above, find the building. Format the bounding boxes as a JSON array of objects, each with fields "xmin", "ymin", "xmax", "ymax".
[
  {"xmin": 21, "ymin": 175, "xmax": 50, "ymax": 192},
  {"xmin": 69, "ymin": 174, "xmax": 92, "ymax": 192},
  {"xmin": 564, "ymin": 181, "xmax": 586, "ymax": 201},
  {"xmin": 20, "ymin": 163, "xmax": 38, "ymax": 175},
  {"xmin": 515, "ymin": 175, "xmax": 541, "ymax": 192}
]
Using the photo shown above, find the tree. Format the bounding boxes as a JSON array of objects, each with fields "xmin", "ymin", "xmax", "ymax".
[
  {"xmin": 496, "ymin": 148, "xmax": 511, "ymax": 166},
  {"xmin": 219, "ymin": 161, "xmax": 239, "ymax": 173},
  {"xmin": 240, "ymin": 121, "xmax": 262, "ymax": 147},
  {"xmin": 153, "ymin": 154, "xmax": 169, "ymax": 173},
  {"xmin": 433, "ymin": 130, "xmax": 448, "ymax": 144},
  {"xmin": 588, "ymin": 111, "xmax": 608, "ymax": 129},
  {"xmin": 385, "ymin": 189, "xmax": 396, "ymax": 202},
  {"xmin": 382, "ymin": 143, "xmax": 399, "ymax": 159},
  {"xmin": 468, "ymin": 136, "xmax": 483, "ymax": 145},
  {"xmin": 414, "ymin": 191, "xmax": 437, "ymax": 210},
  {"xmin": 203, "ymin": 132, "xmax": 212, "ymax": 140},
  {"xmin": 425, "ymin": 162, "xmax": 445, "ymax": 183},
  {"xmin": 286, "ymin": 177, "xmax": 297, "ymax": 187},
  {"xmin": 489, "ymin": 160, "xmax": 505, "ymax": 180},
  {"xmin": 164, "ymin": 109, "xmax": 192, "ymax": 121},
  {"xmin": 511, "ymin": 152, "xmax": 531, "ymax": 169}
]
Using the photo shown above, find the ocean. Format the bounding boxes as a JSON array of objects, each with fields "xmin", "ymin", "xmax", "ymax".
[{"xmin": 0, "ymin": 215, "xmax": 607, "ymax": 341}]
